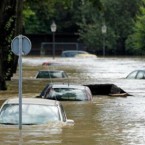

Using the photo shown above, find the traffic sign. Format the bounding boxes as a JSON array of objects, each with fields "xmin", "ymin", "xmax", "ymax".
[{"xmin": 11, "ymin": 35, "xmax": 31, "ymax": 55}]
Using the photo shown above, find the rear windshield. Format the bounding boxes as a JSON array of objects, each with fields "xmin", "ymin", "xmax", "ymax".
[
  {"xmin": 36, "ymin": 71, "xmax": 66, "ymax": 78},
  {"xmin": 45, "ymin": 88, "xmax": 88, "ymax": 101}
]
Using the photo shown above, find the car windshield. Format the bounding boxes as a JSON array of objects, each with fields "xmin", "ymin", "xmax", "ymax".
[
  {"xmin": 0, "ymin": 104, "xmax": 60, "ymax": 125},
  {"xmin": 36, "ymin": 71, "xmax": 65, "ymax": 78},
  {"xmin": 45, "ymin": 88, "xmax": 87, "ymax": 101}
]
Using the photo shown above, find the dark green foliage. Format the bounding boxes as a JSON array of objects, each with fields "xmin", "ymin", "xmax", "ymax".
[
  {"xmin": 22, "ymin": 0, "xmax": 145, "ymax": 55},
  {"xmin": 23, "ymin": 0, "xmax": 81, "ymax": 33},
  {"xmin": 101, "ymin": 0, "xmax": 140, "ymax": 55},
  {"xmin": 126, "ymin": 0, "xmax": 145, "ymax": 55},
  {"xmin": 77, "ymin": 0, "xmax": 140, "ymax": 55}
]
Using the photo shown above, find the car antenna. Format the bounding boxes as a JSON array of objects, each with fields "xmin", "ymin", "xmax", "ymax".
[
  {"xmin": 52, "ymin": 88, "xmax": 58, "ymax": 102},
  {"xmin": 48, "ymin": 68, "xmax": 58, "ymax": 103},
  {"xmin": 66, "ymin": 73, "xmax": 69, "ymax": 86},
  {"xmin": 43, "ymin": 84, "xmax": 51, "ymax": 98},
  {"xmin": 54, "ymin": 95, "xmax": 58, "ymax": 102},
  {"xmin": 48, "ymin": 69, "xmax": 53, "ymax": 84}
]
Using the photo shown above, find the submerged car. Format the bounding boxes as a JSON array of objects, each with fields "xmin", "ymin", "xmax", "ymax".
[
  {"xmin": 38, "ymin": 84, "xmax": 93, "ymax": 101},
  {"xmin": 35, "ymin": 70, "xmax": 68, "ymax": 79},
  {"xmin": 61, "ymin": 50, "xmax": 97, "ymax": 58},
  {"xmin": 0, "ymin": 98, "xmax": 74, "ymax": 125},
  {"xmin": 126, "ymin": 70, "xmax": 145, "ymax": 79}
]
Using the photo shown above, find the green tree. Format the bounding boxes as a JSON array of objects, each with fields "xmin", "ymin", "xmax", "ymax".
[
  {"xmin": 77, "ymin": 0, "xmax": 140, "ymax": 55},
  {"xmin": 23, "ymin": 0, "xmax": 140, "ymax": 55},
  {"xmin": 23, "ymin": 0, "xmax": 102, "ymax": 53},
  {"xmin": 100, "ymin": 0, "xmax": 140, "ymax": 55},
  {"xmin": 126, "ymin": 0, "xmax": 145, "ymax": 55},
  {"xmin": 23, "ymin": 0, "xmax": 80, "ymax": 33},
  {"xmin": 76, "ymin": 0, "xmax": 103, "ymax": 53}
]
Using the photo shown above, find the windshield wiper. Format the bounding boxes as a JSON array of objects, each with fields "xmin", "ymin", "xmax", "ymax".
[
  {"xmin": 22, "ymin": 123, "xmax": 36, "ymax": 125},
  {"xmin": 0, "ymin": 122, "xmax": 37, "ymax": 125},
  {"xmin": 0, "ymin": 122, "xmax": 17, "ymax": 125}
]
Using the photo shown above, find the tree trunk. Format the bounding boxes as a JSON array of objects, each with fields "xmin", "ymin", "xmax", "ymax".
[
  {"xmin": 0, "ymin": 0, "xmax": 23, "ymax": 90},
  {"xmin": 0, "ymin": 0, "xmax": 8, "ymax": 90}
]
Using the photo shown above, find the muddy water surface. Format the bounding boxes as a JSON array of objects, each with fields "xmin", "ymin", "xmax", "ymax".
[{"xmin": 0, "ymin": 56, "xmax": 145, "ymax": 145}]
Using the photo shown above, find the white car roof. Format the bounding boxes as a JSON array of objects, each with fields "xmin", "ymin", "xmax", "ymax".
[{"xmin": 2, "ymin": 98, "xmax": 60, "ymax": 106}]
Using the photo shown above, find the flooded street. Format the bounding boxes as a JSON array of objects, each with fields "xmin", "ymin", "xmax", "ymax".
[{"xmin": 0, "ymin": 56, "xmax": 145, "ymax": 144}]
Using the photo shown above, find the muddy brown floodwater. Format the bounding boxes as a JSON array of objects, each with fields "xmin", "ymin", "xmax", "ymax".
[{"xmin": 0, "ymin": 56, "xmax": 145, "ymax": 145}]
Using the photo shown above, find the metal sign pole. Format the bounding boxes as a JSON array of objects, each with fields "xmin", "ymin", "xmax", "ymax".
[
  {"xmin": 11, "ymin": 34, "xmax": 31, "ymax": 130},
  {"xmin": 18, "ymin": 35, "xmax": 22, "ymax": 130}
]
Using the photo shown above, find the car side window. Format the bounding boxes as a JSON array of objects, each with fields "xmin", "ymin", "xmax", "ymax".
[
  {"xmin": 136, "ymin": 71, "xmax": 144, "ymax": 79},
  {"xmin": 126, "ymin": 71, "xmax": 137, "ymax": 79},
  {"xmin": 144, "ymin": 73, "xmax": 145, "ymax": 79}
]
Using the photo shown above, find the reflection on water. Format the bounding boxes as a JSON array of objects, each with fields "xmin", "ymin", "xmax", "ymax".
[
  {"xmin": 1, "ymin": 56, "xmax": 145, "ymax": 144},
  {"xmin": 0, "ymin": 122, "xmax": 65, "ymax": 145},
  {"xmin": 93, "ymin": 97, "xmax": 145, "ymax": 144}
]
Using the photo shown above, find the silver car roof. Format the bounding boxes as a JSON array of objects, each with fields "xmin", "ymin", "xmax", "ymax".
[
  {"xmin": 38, "ymin": 70, "xmax": 65, "ymax": 72},
  {"xmin": 50, "ymin": 84, "xmax": 87, "ymax": 89}
]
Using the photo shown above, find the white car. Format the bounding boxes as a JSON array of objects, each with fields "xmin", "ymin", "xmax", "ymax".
[{"xmin": 0, "ymin": 98, "xmax": 74, "ymax": 125}]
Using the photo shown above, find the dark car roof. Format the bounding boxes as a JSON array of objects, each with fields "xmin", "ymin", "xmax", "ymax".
[
  {"xmin": 62, "ymin": 50, "xmax": 88, "ymax": 53},
  {"xmin": 61, "ymin": 50, "xmax": 88, "ymax": 57}
]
